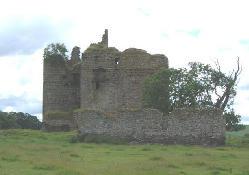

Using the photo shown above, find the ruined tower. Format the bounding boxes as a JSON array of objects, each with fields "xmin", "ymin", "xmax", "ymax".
[
  {"xmin": 80, "ymin": 31, "xmax": 168, "ymax": 113},
  {"xmin": 43, "ymin": 47, "xmax": 81, "ymax": 130}
]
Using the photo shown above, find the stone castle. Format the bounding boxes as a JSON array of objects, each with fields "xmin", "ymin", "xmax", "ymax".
[{"xmin": 43, "ymin": 30, "xmax": 225, "ymax": 145}]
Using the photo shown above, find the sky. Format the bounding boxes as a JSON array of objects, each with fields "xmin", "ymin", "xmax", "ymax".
[{"xmin": 0, "ymin": 0, "xmax": 249, "ymax": 123}]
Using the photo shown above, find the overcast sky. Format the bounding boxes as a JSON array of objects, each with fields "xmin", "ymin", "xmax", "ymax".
[{"xmin": 0, "ymin": 0, "xmax": 249, "ymax": 123}]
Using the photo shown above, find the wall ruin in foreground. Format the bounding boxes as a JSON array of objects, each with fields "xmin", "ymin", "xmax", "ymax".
[{"xmin": 74, "ymin": 108, "xmax": 225, "ymax": 146}]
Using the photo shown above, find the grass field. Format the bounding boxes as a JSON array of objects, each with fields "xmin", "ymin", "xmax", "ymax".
[{"xmin": 0, "ymin": 129, "xmax": 249, "ymax": 175}]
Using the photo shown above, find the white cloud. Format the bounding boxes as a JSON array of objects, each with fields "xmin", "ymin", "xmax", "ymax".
[{"xmin": 3, "ymin": 106, "xmax": 15, "ymax": 112}]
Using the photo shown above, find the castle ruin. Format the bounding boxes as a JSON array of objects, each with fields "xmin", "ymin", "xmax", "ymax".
[{"xmin": 43, "ymin": 30, "xmax": 225, "ymax": 145}]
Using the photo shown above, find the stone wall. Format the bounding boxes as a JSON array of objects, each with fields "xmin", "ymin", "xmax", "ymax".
[
  {"xmin": 74, "ymin": 108, "xmax": 225, "ymax": 146},
  {"xmin": 42, "ymin": 111, "xmax": 76, "ymax": 132},
  {"xmin": 80, "ymin": 47, "xmax": 168, "ymax": 113},
  {"xmin": 43, "ymin": 119, "xmax": 76, "ymax": 132}
]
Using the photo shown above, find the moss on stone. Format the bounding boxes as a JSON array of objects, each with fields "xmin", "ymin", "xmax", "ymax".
[
  {"xmin": 74, "ymin": 108, "xmax": 116, "ymax": 118},
  {"xmin": 83, "ymin": 43, "xmax": 120, "ymax": 55},
  {"xmin": 44, "ymin": 111, "xmax": 73, "ymax": 121}
]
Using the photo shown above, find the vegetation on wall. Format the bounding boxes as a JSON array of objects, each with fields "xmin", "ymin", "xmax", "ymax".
[
  {"xmin": 44, "ymin": 111, "xmax": 72, "ymax": 121},
  {"xmin": 43, "ymin": 43, "xmax": 68, "ymax": 65},
  {"xmin": 0, "ymin": 111, "xmax": 42, "ymax": 130},
  {"xmin": 84, "ymin": 43, "xmax": 119, "ymax": 55},
  {"xmin": 142, "ymin": 68, "xmax": 170, "ymax": 114},
  {"xmin": 142, "ymin": 58, "xmax": 245, "ymax": 131}
]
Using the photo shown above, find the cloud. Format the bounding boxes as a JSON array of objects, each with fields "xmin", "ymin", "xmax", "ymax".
[
  {"xmin": 241, "ymin": 116, "xmax": 249, "ymax": 125},
  {"xmin": 137, "ymin": 8, "xmax": 151, "ymax": 17},
  {"xmin": 239, "ymin": 83, "xmax": 249, "ymax": 90},
  {"xmin": 187, "ymin": 29, "xmax": 200, "ymax": 37},
  {"xmin": 0, "ymin": 17, "xmax": 72, "ymax": 56},
  {"xmin": 0, "ymin": 50, "xmax": 43, "ymax": 117},
  {"xmin": 162, "ymin": 32, "xmax": 168, "ymax": 38},
  {"xmin": 239, "ymin": 39, "xmax": 249, "ymax": 45},
  {"xmin": 0, "ymin": 94, "xmax": 42, "ymax": 114},
  {"xmin": 0, "ymin": 50, "xmax": 43, "ymax": 99}
]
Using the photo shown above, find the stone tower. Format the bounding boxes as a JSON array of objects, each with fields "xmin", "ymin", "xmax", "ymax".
[
  {"xmin": 80, "ymin": 32, "xmax": 168, "ymax": 113},
  {"xmin": 43, "ymin": 49, "xmax": 81, "ymax": 119}
]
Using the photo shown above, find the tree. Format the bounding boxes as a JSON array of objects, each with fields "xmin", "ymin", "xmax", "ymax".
[
  {"xmin": 43, "ymin": 43, "xmax": 68, "ymax": 65},
  {"xmin": 0, "ymin": 112, "xmax": 20, "ymax": 129},
  {"xmin": 167, "ymin": 58, "xmax": 241, "ymax": 112},
  {"xmin": 142, "ymin": 58, "xmax": 244, "ymax": 130},
  {"xmin": 142, "ymin": 68, "xmax": 170, "ymax": 114},
  {"xmin": 224, "ymin": 110, "xmax": 245, "ymax": 131}
]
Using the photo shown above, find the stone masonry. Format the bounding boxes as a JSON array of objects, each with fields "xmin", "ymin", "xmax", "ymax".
[
  {"xmin": 81, "ymin": 47, "xmax": 168, "ymax": 113},
  {"xmin": 74, "ymin": 108, "xmax": 225, "ymax": 146}
]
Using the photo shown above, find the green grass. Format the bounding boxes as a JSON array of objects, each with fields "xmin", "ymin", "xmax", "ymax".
[{"xmin": 0, "ymin": 129, "xmax": 248, "ymax": 175}]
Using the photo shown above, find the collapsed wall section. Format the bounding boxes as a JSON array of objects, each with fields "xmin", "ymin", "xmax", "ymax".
[{"xmin": 74, "ymin": 108, "xmax": 225, "ymax": 146}]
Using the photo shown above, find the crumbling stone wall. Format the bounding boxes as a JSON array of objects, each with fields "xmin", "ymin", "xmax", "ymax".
[
  {"xmin": 74, "ymin": 108, "xmax": 225, "ymax": 146},
  {"xmin": 42, "ymin": 111, "xmax": 76, "ymax": 132},
  {"xmin": 80, "ymin": 46, "xmax": 168, "ymax": 113}
]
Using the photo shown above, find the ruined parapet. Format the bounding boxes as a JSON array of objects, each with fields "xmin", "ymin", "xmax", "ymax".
[
  {"xmin": 74, "ymin": 108, "xmax": 225, "ymax": 146},
  {"xmin": 82, "ymin": 43, "xmax": 121, "ymax": 68},
  {"xmin": 70, "ymin": 46, "xmax": 81, "ymax": 64},
  {"xmin": 120, "ymin": 48, "xmax": 168, "ymax": 69}
]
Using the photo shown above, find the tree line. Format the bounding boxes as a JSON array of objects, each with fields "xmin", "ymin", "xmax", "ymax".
[{"xmin": 0, "ymin": 111, "xmax": 42, "ymax": 130}]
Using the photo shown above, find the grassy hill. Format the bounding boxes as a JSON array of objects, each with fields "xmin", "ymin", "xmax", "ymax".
[
  {"xmin": 226, "ymin": 125, "xmax": 249, "ymax": 137},
  {"xmin": 0, "ymin": 129, "xmax": 248, "ymax": 175}
]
